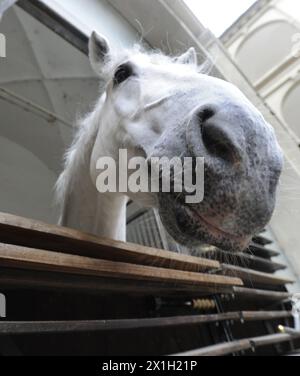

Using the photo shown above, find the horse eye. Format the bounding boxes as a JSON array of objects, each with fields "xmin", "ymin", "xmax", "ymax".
[{"xmin": 113, "ymin": 63, "xmax": 134, "ymax": 86}]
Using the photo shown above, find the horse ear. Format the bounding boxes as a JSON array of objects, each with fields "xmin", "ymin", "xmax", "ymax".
[
  {"xmin": 175, "ymin": 47, "xmax": 197, "ymax": 66},
  {"xmin": 89, "ymin": 31, "xmax": 110, "ymax": 75}
]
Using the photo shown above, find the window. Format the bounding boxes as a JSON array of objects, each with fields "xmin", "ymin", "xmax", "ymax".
[
  {"xmin": 282, "ymin": 81, "xmax": 300, "ymax": 140},
  {"xmin": 236, "ymin": 21, "xmax": 299, "ymax": 82}
]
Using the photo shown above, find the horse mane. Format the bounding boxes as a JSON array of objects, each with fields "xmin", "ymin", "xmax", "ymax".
[{"xmin": 55, "ymin": 96, "xmax": 105, "ymax": 224}]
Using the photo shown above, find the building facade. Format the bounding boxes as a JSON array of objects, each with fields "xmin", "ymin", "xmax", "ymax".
[
  {"xmin": 223, "ymin": 0, "xmax": 300, "ymax": 147},
  {"xmin": 222, "ymin": 0, "xmax": 300, "ymax": 281}
]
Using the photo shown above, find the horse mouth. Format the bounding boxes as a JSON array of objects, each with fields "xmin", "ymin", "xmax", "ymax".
[
  {"xmin": 182, "ymin": 206, "xmax": 250, "ymax": 250},
  {"xmin": 183, "ymin": 205, "xmax": 251, "ymax": 252},
  {"xmin": 158, "ymin": 195, "xmax": 251, "ymax": 252},
  {"xmin": 184, "ymin": 206, "xmax": 240, "ymax": 240}
]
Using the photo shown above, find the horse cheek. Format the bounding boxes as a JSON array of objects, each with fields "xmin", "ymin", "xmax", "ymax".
[{"xmin": 113, "ymin": 80, "xmax": 142, "ymax": 119}]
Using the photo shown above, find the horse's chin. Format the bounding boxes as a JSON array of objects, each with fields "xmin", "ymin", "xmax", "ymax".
[{"xmin": 158, "ymin": 195, "xmax": 251, "ymax": 252}]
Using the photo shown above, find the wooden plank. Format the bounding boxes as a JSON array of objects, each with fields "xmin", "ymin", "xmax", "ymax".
[
  {"xmin": 241, "ymin": 311, "xmax": 292, "ymax": 321},
  {"xmin": 252, "ymin": 235, "xmax": 273, "ymax": 246},
  {"xmin": 246, "ymin": 243, "xmax": 279, "ymax": 258},
  {"xmin": 252, "ymin": 333, "xmax": 300, "ymax": 347},
  {"xmin": 232, "ymin": 252, "xmax": 285, "ymax": 273},
  {"xmin": 0, "ymin": 268, "xmax": 231, "ymax": 297},
  {"xmin": 221, "ymin": 264, "xmax": 294, "ymax": 286},
  {"xmin": 285, "ymin": 350, "xmax": 300, "ymax": 356},
  {"xmin": 171, "ymin": 339, "xmax": 252, "ymax": 356},
  {"xmin": 0, "ymin": 212, "xmax": 219, "ymax": 273},
  {"xmin": 232, "ymin": 287, "xmax": 291, "ymax": 301},
  {"xmin": 0, "ymin": 313, "xmax": 240, "ymax": 335},
  {"xmin": 0, "ymin": 311, "xmax": 291, "ymax": 335},
  {"xmin": 0, "ymin": 243, "xmax": 243, "ymax": 288},
  {"xmin": 172, "ymin": 333, "xmax": 300, "ymax": 356},
  {"xmin": 202, "ymin": 249, "xmax": 285, "ymax": 273}
]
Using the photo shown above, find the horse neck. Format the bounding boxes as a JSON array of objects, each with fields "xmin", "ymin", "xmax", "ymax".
[
  {"xmin": 93, "ymin": 193, "xmax": 128, "ymax": 241},
  {"xmin": 58, "ymin": 97, "xmax": 128, "ymax": 242}
]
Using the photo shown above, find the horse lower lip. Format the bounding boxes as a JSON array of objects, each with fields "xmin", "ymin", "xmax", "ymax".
[{"xmin": 185, "ymin": 207, "xmax": 245, "ymax": 243}]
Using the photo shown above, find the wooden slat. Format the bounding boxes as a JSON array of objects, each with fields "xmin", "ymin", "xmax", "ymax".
[
  {"xmin": 252, "ymin": 333, "xmax": 300, "ymax": 347},
  {"xmin": 202, "ymin": 249, "xmax": 285, "ymax": 273},
  {"xmin": 235, "ymin": 252, "xmax": 285, "ymax": 273},
  {"xmin": 232, "ymin": 287, "xmax": 291, "ymax": 301},
  {"xmin": 241, "ymin": 311, "xmax": 292, "ymax": 321},
  {"xmin": 172, "ymin": 332, "xmax": 300, "ymax": 356},
  {"xmin": 0, "ymin": 313, "xmax": 239, "ymax": 335},
  {"xmin": 0, "ymin": 243, "xmax": 243, "ymax": 288},
  {"xmin": 0, "ymin": 311, "xmax": 291, "ymax": 335},
  {"xmin": 252, "ymin": 235, "xmax": 273, "ymax": 246},
  {"xmin": 0, "ymin": 212, "xmax": 219, "ymax": 273},
  {"xmin": 246, "ymin": 243, "xmax": 279, "ymax": 258},
  {"xmin": 171, "ymin": 339, "xmax": 252, "ymax": 356},
  {"xmin": 285, "ymin": 350, "xmax": 300, "ymax": 356},
  {"xmin": 221, "ymin": 264, "xmax": 294, "ymax": 286},
  {"xmin": 0, "ymin": 268, "xmax": 230, "ymax": 297}
]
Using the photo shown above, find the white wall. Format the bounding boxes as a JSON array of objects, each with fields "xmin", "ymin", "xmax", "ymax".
[
  {"xmin": 41, "ymin": 0, "xmax": 139, "ymax": 47},
  {"xmin": 0, "ymin": 136, "xmax": 58, "ymax": 223}
]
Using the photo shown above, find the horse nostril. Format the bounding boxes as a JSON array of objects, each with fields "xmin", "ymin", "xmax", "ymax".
[
  {"xmin": 197, "ymin": 107, "xmax": 215, "ymax": 127},
  {"xmin": 200, "ymin": 115, "xmax": 239, "ymax": 163}
]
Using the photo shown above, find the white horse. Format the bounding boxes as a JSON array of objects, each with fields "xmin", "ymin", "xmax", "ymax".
[{"xmin": 56, "ymin": 32, "xmax": 283, "ymax": 252}]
